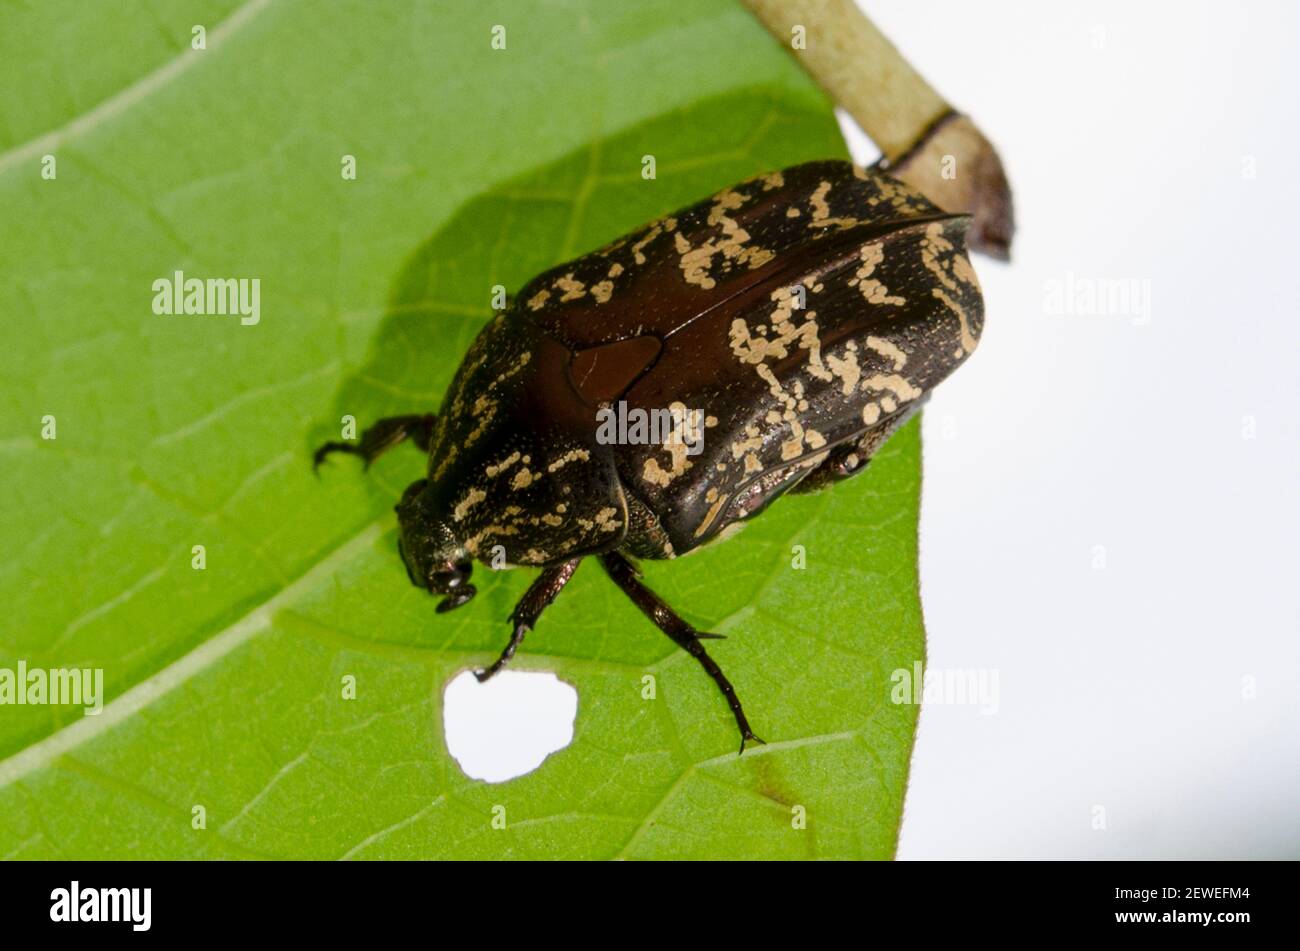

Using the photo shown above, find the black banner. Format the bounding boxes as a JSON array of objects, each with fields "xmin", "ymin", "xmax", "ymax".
[{"xmin": 0, "ymin": 859, "xmax": 1282, "ymax": 939}]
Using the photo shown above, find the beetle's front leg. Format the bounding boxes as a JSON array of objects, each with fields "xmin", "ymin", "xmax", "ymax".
[
  {"xmin": 313, "ymin": 413, "xmax": 436, "ymax": 471},
  {"xmin": 599, "ymin": 551, "xmax": 764, "ymax": 754},
  {"xmin": 476, "ymin": 559, "xmax": 582, "ymax": 682}
]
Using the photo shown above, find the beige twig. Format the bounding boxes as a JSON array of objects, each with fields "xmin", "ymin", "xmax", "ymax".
[{"xmin": 741, "ymin": 0, "xmax": 1014, "ymax": 259}]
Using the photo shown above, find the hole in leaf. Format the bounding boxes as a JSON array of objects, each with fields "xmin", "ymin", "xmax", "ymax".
[{"xmin": 442, "ymin": 670, "xmax": 577, "ymax": 783}]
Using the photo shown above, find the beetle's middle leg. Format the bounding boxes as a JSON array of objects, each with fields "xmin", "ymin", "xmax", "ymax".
[
  {"xmin": 313, "ymin": 413, "xmax": 435, "ymax": 471},
  {"xmin": 476, "ymin": 559, "xmax": 581, "ymax": 682},
  {"xmin": 599, "ymin": 551, "xmax": 764, "ymax": 754}
]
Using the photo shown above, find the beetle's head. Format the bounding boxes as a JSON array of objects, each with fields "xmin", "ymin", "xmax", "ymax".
[{"xmin": 395, "ymin": 479, "xmax": 476, "ymax": 613}]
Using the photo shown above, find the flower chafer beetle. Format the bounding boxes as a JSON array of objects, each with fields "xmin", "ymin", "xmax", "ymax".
[{"xmin": 315, "ymin": 160, "xmax": 984, "ymax": 752}]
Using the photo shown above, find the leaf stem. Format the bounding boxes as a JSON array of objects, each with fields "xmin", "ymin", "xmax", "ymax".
[{"xmin": 740, "ymin": 0, "xmax": 1015, "ymax": 259}]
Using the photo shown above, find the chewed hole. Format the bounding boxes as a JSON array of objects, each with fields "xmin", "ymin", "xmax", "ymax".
[{"xmin": 442, "ymin": 670, "xmax": 577, "ymax": 783}]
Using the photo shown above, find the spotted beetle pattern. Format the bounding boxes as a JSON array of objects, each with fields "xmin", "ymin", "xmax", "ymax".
[
  {"xmin": 429, "ymin": 161, "xmax": 982, "ymax": 563},
  {"xmin": 316, "ymin": 160, "xmax": 985, "ymax": 751}
]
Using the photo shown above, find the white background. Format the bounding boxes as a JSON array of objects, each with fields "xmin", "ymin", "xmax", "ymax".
[
  {"xmin": 446, "ymin": 1, "xmax": 1300, "ymax": 859},
  {"xmin": 859, "ymin": 0, "xmax": 1300, "ymax": 859}
]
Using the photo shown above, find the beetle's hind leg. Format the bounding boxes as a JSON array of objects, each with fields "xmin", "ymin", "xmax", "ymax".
[
  {"xmin": 599, "ymin": 551, "xmax": 764, "ymax": 754},
  {"xmin": 476, "ymin": 559, "xmax": 581, "ymax": 683},
  {"xmin": 313, "ymin": 413, "xmax": 435, "ymax": 471}
]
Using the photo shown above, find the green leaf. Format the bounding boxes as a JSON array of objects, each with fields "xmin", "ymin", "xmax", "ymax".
[{"xmin": 0, "ymin": 0, "xmax": 922, "ymax": 859}]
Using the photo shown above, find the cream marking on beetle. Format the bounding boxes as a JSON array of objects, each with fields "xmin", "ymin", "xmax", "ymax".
[
  {"xmin": 629, "ymin": 216, "xmax": 676, "ymax": 265},
  {"xmin": 860, "ymin": 372, "xmax": 922, "ymax": 402},
  {"xmin": 806, "ymin": 179, "xmax": 860, "ymax": 231},
  {"xmin": 590, "ymin": 280, "xmax": 614, "ymax": 304},
  {"xmin": 463, "ymin": 394, "xmax": 499, "ymax": 448},
  {"xmin": 641, "ymin": 458, "xmax": 673, "ymax": 488},
  {"xmin": 920, "ymin": 227, "xmax": 981, "ymax": 356},
  {"xmin": 707, "ymin": 189, "xmax": 746, "ymax": 225},
  {"xmin": 953, "ymin": 254, "xmax": 980, "ymax": 288},
  {"xmin": 436, "ymin": 351, "xmax": 533, "ymax": 482},
  {"xmin": 729, "ymin": 286, "xmax": 829, "ymax": 381},
  {"xmin": 730, "ymin": 424, "xmax": 763, "ymax": 461},
  {"xmin": 464, "ymin": 523, "xmax": 520, "ymax": 558},
  {"xmin": 640, "ymin": 401, "xmax": 697, "ymax": 488},
  {"xmin": 865, "ymin": 335, "xmax": 908, "ymax": 370},
  {"xmin": 485, "ymin": 450, "xmax": 521, "ymax": 478},
  {"xmin": 933, "ymin": 288, "xmax": 978, "ymax": 356},
  {"xmin": 452, "ymin": 487, "xmax": 486, "ymax": 522},
  {"xmin": 465, "ymin": 494, "xmax": 602, "ymax": 560},
  {"xmin": 594, "ymin": 507, "xmax": 621, "ymax": 532},
  {"xmin": 743, "ymin": 170, "xmax": 785, "ymax": 192},
  {"xmin": 444, "ymin": 351, "xmax": 490, "ymax": 420},
  {"xmin": 631, "ymin": 226, "xmax": 660, "ymax": 265},
  {"xmin": 871, "ymin": 175, "xmax": 931, "ymax": 216},
  {"xmin": 694, "ymin": 493, "xmax": 730, "ymax": 538},
  {"xmin": 921, "ymin": 225, "xmax": 959, "ymax": 291},
  {"xmin": 527, "ymin": 289, "xmax": 550, "ymax": 311},
  {"xmin": 728, "ymin": 285, "xmax": 839, "ymax": 464},
  {"xmin": 510, "ymin": 467, "xmax": 536, "ymax": 490},
  {"xmin": 546, "ymin": 448, "xmax": 590, "ymax": 473},
  {"xmin": 809, "ymin": 181, "xmax": 831, "ymax": 221},
  {"xmin": 781, "ymin": 424, "xmax": 826, "ymax": 462},
  {"xmin": 675, "ymin": 193, "xmax": 775, "ymax": 289},
  {"xmin": 826, "ymin": 340, "xmax": 862, "ymax": 396},
  {"xmin": 555, "ymin": 273, "xmax": 586, "ymax": 302},
  {"xmin": 848, "ymin": 242, "xmax": 905, "ymax": 306}
]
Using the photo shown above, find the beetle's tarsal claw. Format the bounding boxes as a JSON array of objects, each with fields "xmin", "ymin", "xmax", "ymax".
[
  {"xmin": 695, "ymin": 631, "xmax": 726, "ymax": 640},
  {"xmin": 738, "ymin": 731, "xmax": 766, "ymax": 755},
  {"xmin": 477, "ymin": 621, "xmax": 530, "ymax": 682},
  {"xmin": 312, "ymin": 441, "xmax": 358, "ymax": 472},
  {"xmin": 313, "ymin": 414, "xmax": 437, "ymax": 475}
]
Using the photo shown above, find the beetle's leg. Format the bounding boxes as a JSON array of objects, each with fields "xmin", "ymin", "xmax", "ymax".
[
  {"xmin": 313, "ymin": 413, "xmax": 435, "ymax": 471},
  {"xmin": 475, "ymin": 559, "xmax": 581, "ymax": 683},
  {"xmin": 599, "ymin": 551, "xmax": 764, "ymax": 754}
]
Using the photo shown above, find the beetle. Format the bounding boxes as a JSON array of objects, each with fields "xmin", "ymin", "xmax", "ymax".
[{"xmin": 315, "ymin": 160, "xmax": 983, "ymax": 752}]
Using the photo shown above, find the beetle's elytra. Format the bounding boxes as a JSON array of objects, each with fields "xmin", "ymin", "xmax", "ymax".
[{"xmin": 315, "ymin": 160, "xmax": 984, "ymax": 752}]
